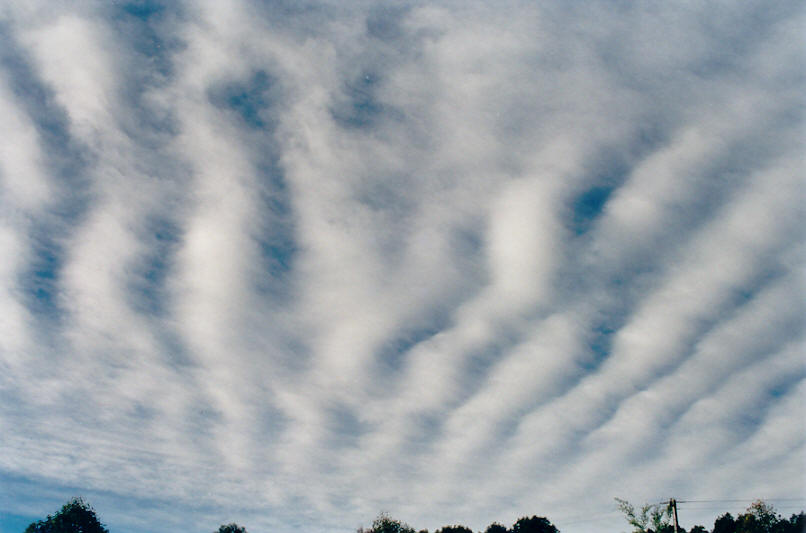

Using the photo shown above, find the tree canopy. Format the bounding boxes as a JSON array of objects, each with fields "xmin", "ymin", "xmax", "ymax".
[
  {"xmin": 215, "ymin": 524, "xmax": 248, "ymax": 533},
  {"xmin": 21, "ymin": 496, "xmax": 806, "ymax": 533},
  {"xmin": 616, "ymin": 498, "xmax": 805, "ymax": 533},
  {"xmin": 435, "ymin": 526, "xmax": 473, "ymax": 533},
  {"xmin": 24, "ymin": 498, "xmax": 109, "ymax": 533},
  {"xmin": 615, "ymin": 497, "xmax": 672, "ymax": 533},
  {"xmin": 510, "ymin": 515, "xmax": 559, "ymax": 533},
  {"xmin": 357, "ymin": 512, "xmax": 416, "ymax": 533}
]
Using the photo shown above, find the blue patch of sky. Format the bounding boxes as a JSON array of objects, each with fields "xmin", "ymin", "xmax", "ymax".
[
  {"xmin": 579, "ymin": 324, "xmax": 617, "ymax": 372},
  {"xmin": 120, "ymin": 0, "xmax": 166, "ymax": 19},
  {"xmin": 375, "ymin": 319, "xmax": 450, "ymax": 376},
  {"xmin": 574, "ymin": 268, "xmax": 802, "ymax": 454},
  {"xmin": 323, "ymin": 403, "xmax": 371, "ymax": 449},
  {"xmin": 731, "ymin": 368, "xmax": 806, "ymax": 445},
  {"xmin": 0, "ymin": 26, "xmax": 85, "ymax": 165},
  {"xmin": 0, "ymin": 473, "xmax": 100, "ymax": 528},
  {"xmin": 107, "ymin": 1, "xmax": 185, "ymax": 144},
  {"xmin": 570, "ymin": 186, "xmax": 614, "ymax": 236},
  {"xmin": 688, "ymin": 1, "xmax": 802, "ymax": 80},
  {"xmin": 330, "ymin": 70, "xmax": 403, "ymax": 130},
  {"xmin": 208, "ymin": 70, "xmax": 300, "ymax": 296},
  {"xmin": 399, "ymin": 411, "xmax": 444, "ymax": 456},
  {"xmin": 1, "ymin": 471, "xmax": 225, "ymax": 533},
  {"xmin": 650, "ymin": 259, "xmax": 797, "ymax": 386},
  {"xmin": 565, "ymin": 121, "xmax": 669, "ymax": 237},
  {"xmin": 208, "ymin": 70, "xmax": 279, "ymax": 131},
  {"xmin": 0, "ymin": 511, "xmax": 39, "ymax": 533},
  {"xmin": 23, "ymin": 237, "xmax": 61, "ymax": 318},
  {"xmin": 365, "ymin": 4, "xmax": 409, "ymax": 42},
  {"xmin": 252, "ymin": 164, "xmax": 297, "ymax": 290},
  {"xmin": 0, "ymin": 26, "xmax": 94, "ymax": 327},
  {"xmin": 125, "ymin": 214, "xmax": 181, "ymax": 317}
]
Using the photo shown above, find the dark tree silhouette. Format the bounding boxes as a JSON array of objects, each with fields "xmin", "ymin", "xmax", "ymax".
[
  {"xmin": 781, "ymin": 512, "xmax": 805, "ymax": 533},
  {"xmin": 689, "ymin": 526, "xmax": 707, "ymax": 533},
  {"xmin": 358, "ymin": 513, "xmax": 416, "ymax": 533},
  {"xmin": 656, "ymin": 525, "xmax": 686, "ymax": 533},
  {"xmin": 435, "ymin": 526, "xmax": 473, "ymax": 533},
  {"xmin": 714, "ymin": 512, "xmax": 737, "ymax": 533},
  {"xmin": 484, "ymin": 523, "xmax": 508, "ymax": 533},
  {"xmin": 510, "ymin": 515, "xmax": 559, "ymax": 533},
  {"xmin": 711, "ymin": 501, "xmax": 806, "ymax": 533},
  {"xmin": 216, "ymin": 524, "xmax": 248, "ymax": 533},
  {"xmin": 24, "ymin": 498, "xmax": 109, "ymax": 533}
]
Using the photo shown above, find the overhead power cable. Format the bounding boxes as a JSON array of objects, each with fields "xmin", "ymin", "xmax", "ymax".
[{"xmin": 678, "ymin": 498, "xmax": 805, "ymax": 503}]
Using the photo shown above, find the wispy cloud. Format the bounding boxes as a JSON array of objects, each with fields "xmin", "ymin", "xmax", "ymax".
[{"xmin": 1, "ymin": 1, "xmax": 803, "ymax": 532}]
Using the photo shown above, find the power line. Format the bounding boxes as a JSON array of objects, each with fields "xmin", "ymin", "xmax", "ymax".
[
  {"xmin": 679, "ymin": 498, "xmax": 805, "ymax": 503},
  {"xmin": 558, "ymin": 511, "xmax": 622, "ymax": 525},
  {"xmin": 652, "ymin": 498, "xmax": 805, "ymax": 505}
]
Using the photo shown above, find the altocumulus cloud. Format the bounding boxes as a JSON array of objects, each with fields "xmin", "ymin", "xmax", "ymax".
[{"xmin": 0, "ymin": 1, "xmax": 803, "ymax": 532}]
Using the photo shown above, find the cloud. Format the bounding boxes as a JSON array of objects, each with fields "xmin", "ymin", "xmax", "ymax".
[{"xmin": 0, "ymin": 1, "xmax": 803, "ymax": 532}]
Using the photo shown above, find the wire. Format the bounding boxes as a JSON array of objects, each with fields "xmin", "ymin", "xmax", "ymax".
[{"xmin": 679, "ymin": 498, "xmax": 806, "ymax": 503}]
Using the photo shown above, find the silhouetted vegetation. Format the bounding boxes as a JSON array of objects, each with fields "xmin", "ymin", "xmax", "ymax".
[
  {"xmin": 616, "ymin": 498, "xmax": 805, "ymax": 533},
  {"xmin": 357, "ymin": 512, "xmax": 416, "ymax": 533},
  {"xmin": 616, "ymin": 498, "xmax": 673, "ymax": 533},
  {"xmin": 215, "ymin": 524, "xmax": 248, "ymax": 533},
  {"xmin": 24, "ymin": 498, "xmax": 109, "ymax": 533},
  {"xmin": 358, "ymin": 513, "xmax": 559, "ymax": 533},
  {"xmin": 435, "ymin": 526, "xmax": 474, "ymax": 533},
  {"xmin": 22, "ymin": 497, "xmax": 804, "ymax": 533}
]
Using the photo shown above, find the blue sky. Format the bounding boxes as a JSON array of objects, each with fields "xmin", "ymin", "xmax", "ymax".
[{"xmin": 0, "ymin": 1, "xmax": 804, "ymax": 532}]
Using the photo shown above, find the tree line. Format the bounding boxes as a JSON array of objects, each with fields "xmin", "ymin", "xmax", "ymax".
[
  {"xmin": 21, "ymin": 496, "xmax": 805, "ymax": 533},
  {"xmin": 614, "ymin": 498, "xmax": 805, "ymax": 533}
]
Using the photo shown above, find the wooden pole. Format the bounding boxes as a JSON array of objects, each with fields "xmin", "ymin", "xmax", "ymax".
[{"xmin": 671, "ymin": 498, "xmax": 680, "ymax": 533}]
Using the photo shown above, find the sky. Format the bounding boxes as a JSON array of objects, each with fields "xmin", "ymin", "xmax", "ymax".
[{"xmin": 0, "ymin": 1, "xmax": 804, "ymax": 532}]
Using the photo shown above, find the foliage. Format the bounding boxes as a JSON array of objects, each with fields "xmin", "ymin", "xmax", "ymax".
[
  {"xmin": 616, "ymin": 498, "xmax": 672, "ymax": 533},
  {"xmin": 782, "ymin": 512, "xmax": 805, "ymax": 533},
  {"xmin": 216, "ymin": 524, "xmax": 248, "ymax": 533},
  {"xmin": 713, "ymin": 513, "xmax": 737, "ymax": 533},
  {"xmin": 708, "ymin": 501, "xmax": 806, "ymax": 533},
  {"xmin": 736, "ymin": 500, "xmax": 780, "ymax": 533},
  {"xmin": 24, "ymin": 497, "xmax": 109, "ymax": 533},
  {"xmin": 510, "ymin": 515, "xmax": 559, "ymax": 533},
  {"xmin": 484, "ymin": 523, "xmax": 509, "ymax": 533},
  {"xmin": 435, "ymin": 526, "xmax": 473, "ymax": 533},
  {"xmin": 358, "ymin": 512, "xmax": 416, "ymax": 533}
]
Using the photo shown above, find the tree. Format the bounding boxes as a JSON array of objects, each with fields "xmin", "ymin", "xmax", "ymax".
[
  {"xmin": 510, "ymin": 515, "xmax": 559, "ymax": 533},
  {"xmin": 484, "ymin": 523, "xmax": 508, "ymax": 533},
  {"xmin": 713, "ymin": 512, "xmax": 737, "ymax": 533},
  {"xmin": 216, "ymin": 524, "xmax": 248, "ymax": 533},
  {"xmin": 25, "ymin": 498, "xmax": 109, "ymax": 533},
  {"xmin": 736, "ymin": 500, "xmax": 781, "ymax": 533},
  {"xmin": 656, "ymin": 525, "xmax": 686, "ymax": 533},
  {"xmin": 435, "ymin": 526, "xmax": 473, "ymax": 533},
  {"xmin": 362, "ymin": 513, "xmax": 416, "ymax": 533},
  {"xmin": 689, "ymin": 526, "xmax": 707, "ymax": 533},
  {"xmin": 616, "ymin": 498, "xmax": 672, "ymax": 533},
  {"xmin": 779, "ymin": 512, "xmax": 805, "ymax": 533}
]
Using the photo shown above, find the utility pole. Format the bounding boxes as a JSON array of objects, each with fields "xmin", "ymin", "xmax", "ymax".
[{"xmin": 670, "ymin": 498, "xmax": 680, "ymax": 533}]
